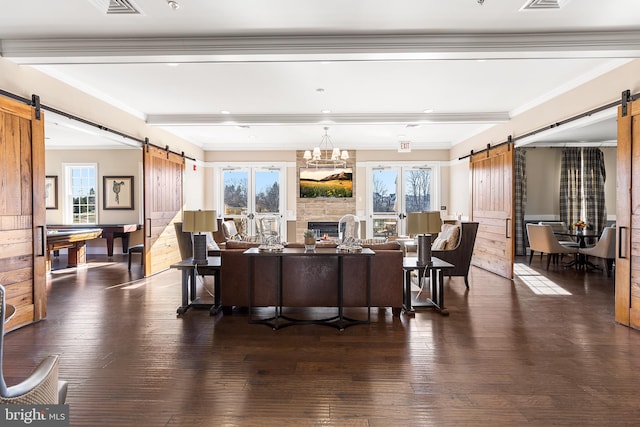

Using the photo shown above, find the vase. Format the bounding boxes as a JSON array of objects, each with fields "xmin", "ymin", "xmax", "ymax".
[{"xmin": 304, "ymin": 236, "xmax": 316, "ymax": 251}]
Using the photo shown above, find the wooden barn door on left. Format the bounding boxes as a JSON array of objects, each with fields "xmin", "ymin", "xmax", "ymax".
[{"xmin": 0, "ymin": 96, "xmax": 46, "ymax": 332}]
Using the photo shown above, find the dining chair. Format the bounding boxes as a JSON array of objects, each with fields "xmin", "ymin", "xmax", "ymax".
[
  {"xmin": 0, "ymin": 285, "xmax": 68, "ymax": 404},
  {"xmin": 578, "ymin": 227, "xmax": 616, "ymax": 277},
  {"xmin": 526, "ymin": 224, "xmax": 579, "ymax": 270},
  {"xmin": 538, "ymin": 221, "xmax": 579, "ymax": 248}
]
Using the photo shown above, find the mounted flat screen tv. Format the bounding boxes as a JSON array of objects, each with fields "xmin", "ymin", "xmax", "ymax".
[{"xmin": 299, "ymin": 167, "xmax": 353, "ymax": 198}]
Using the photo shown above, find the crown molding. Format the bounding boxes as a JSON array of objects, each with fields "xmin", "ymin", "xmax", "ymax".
[
  {"xmin": 3, "ymin": 30, "xmax": 640, "ymax": 64},
  {"xmin": 147, "ymin": 112, "xmax": 510, "ymax": 126}
]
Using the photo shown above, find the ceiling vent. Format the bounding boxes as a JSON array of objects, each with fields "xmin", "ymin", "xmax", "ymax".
[
  {"xmin": 521, "ymin": 0, "xmax": 570, "ymax": 10},
  {"xmin": 88, "ymin": 0, "xmax": 141, "ymax": 14}
]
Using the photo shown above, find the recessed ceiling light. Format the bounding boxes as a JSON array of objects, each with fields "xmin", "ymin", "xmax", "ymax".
[
  {"xmin": 167, "ymin": 63, "xmax": 179, "ymax": 67},
  {"xmin": 220, "ymin": 110, "xmax": 231, "ymax": 115},
  {"xmin": 316, "ymin": 88, "xmax": 325, "ymax": 93},
  {"xmin": 406, "ymin": 124, "xmax": 421, "ymax": 128},
  {"xmin": 423, "ymin": 109, "xmax": 433, "ymax": 113},
  {"xmin": 167, "ymin": 1, "xmax": 180, "ymax": 10},
  {"xmin": 321, "ymin": 109, "xmax": 331, "ymax": 114}
]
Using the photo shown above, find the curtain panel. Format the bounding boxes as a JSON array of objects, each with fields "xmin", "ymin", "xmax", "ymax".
[
  {"xmin": 514, "ymin": 148, "xmax": 527, "ymax": 256},
  {"xmin": 583, "ymin": 148, "xmax": 607, "ymax": 233},
  {"xmin": 560, "ymin": 148, "xmax": 582, "ymax": 230},
  {"xmin": 559, "ymin": 147, "xmax": 607, "ymax": 234}
]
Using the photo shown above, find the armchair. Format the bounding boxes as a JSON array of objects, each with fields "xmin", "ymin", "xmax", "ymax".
[
  {"xmin": 431, "ymin": 222, "xmax": 479, "ymax": 289},
  {"xmin": 0, "ymin": 285, "xmax": 67, "ymax": 404}
]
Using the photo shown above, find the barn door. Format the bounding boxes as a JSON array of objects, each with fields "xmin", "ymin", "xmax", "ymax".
[
  {"xmin": 616, "ymin": 97, "xmax": 640, "ymax": 328},
  {"xmin": 470, "ymin": 143, "xmax": 515, "ymax": 279},
  {"xmin": 143, "ymin": 145, "xmax": 184, "ymax": 276},
  {"xmin": 0, "ymin": 96, "xmax": 46, "ymax": 331}
]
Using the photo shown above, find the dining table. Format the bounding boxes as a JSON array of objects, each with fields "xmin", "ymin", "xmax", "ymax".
[{"xmin": 554, "ymin": 229, "xmax": 600, "ymax": 269}]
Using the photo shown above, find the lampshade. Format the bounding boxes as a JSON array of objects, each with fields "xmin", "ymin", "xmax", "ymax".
[
  {"xmin": 183, "ymin": 210, "xmax": 217, "ymax": 265},
  {"xmin": 407, "ymin": 211, "xmax": 442, "ymax": 236},
  {"xmin": 183, "ymin": 210, "xmax": 217, "ymax": 233}
]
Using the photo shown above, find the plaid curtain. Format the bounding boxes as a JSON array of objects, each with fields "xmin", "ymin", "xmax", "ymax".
[
  {"xmin": 514, "ymin": 148, "xmax": 527, "ymax": 256},
  {"xmin": 583, "ymin": 148, "xmax": 607, "ymax": 234},
  {"xmin": 559, "ymin": 148, "xmax": 582, "ymax": 229}
]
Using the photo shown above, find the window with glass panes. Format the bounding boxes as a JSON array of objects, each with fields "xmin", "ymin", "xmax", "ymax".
[{"xmin": 66, "ymin": 164, "xmax": 97, "ymax": 224}]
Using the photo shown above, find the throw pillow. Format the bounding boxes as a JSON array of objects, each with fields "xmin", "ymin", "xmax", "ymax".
[{"xmin": 431, "ymin": 238, "xmax": 448, "ymax": 250}]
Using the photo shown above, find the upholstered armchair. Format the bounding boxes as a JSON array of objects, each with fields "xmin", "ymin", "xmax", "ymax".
[
  {"xmin": 431, "ymin": 222, "xmax": 479, "ymax": 289},
  {"xmin": 526, "ymin": 224, "xmax": 579, "ymax": 270},
  {"xmin": 579, "ymin": 226, "xmax": 616, "ymax": 276},
  {"xmin": 0, "ymin": 285, "xmax": 67, "ymax": 404}
]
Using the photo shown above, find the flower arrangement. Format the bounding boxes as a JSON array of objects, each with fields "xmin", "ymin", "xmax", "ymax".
[
  {"xmin": 573, "ymin": 220, "xmax": 587, "ymax": 230},
  {"xmin": 303, "ymin": 229, "xmax": 315, "ymax": 238}
]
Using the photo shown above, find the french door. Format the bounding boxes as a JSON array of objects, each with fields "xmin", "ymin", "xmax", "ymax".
[
  {"xmin": 220, "ymin": 166, "xmax": 284, "ymax": 238},
  {"xmin": 367, "ymin": 165, "xmax": 438, "ymax": 238}
]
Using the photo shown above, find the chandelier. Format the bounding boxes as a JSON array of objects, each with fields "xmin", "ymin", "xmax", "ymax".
[{"xmin": 303, "ymin": 127, "xmax": 349, "ymax": 168}]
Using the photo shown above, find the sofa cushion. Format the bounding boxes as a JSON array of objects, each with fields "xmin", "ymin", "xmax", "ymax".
[
  {"xmin": 360, "ymin": 241, "xmax": 402, "ymax": 250},
  {"xmin": 224, "ymin": 240, "xmax": 260, "ymax": 249}
]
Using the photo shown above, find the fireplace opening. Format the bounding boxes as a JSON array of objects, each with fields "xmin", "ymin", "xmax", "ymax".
[{"xmin": 307, "ymin": 221, "xmax": 339, "ymax": 238}]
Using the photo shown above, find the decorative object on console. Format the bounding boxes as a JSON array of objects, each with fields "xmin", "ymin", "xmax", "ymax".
[
  {"xmin": 407, "ymin": 211, "xmax": 442, "ymax": 267},
  {"xmin": 183, "ymin": 210, "xmax": 217, "ymax": 265},
  {"xmin": 337, "ymin": 214, "xmax": 362, "ymax": 252},
  {"xmin": 303, "ymin": 229, "xmax": 316, "ymax": 251},
  {"xmin": 258, "ymin": 214, "xmax": 284, "ymax": 252},
  {"xmin": 303, "ymin": 127, "xmax": 349, "ymax": 168}
]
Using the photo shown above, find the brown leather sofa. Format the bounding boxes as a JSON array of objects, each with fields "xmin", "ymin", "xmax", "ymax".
[{"xmin": 220, "ymin": 240, "xmax": 404, "ymax": 316}]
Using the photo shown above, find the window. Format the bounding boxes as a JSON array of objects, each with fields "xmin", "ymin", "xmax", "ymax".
[
  {"xmin": 218, "ymin": 165, "xmax": 285, "ymax": 237},
  {"xmin": 367, "ymin": 163, "xmax": 439, "ymax": 238},
  {"xmin": 64, "ymin": 164, "xmax": 97, "ymax": 224}
]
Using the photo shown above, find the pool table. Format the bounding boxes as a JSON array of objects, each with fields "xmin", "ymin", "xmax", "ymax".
[
  {"xmin": 47, "ymin": 224, "xmax": 140, "ymax": 256},
  {"xmin": 46, "ymin": 228, "xmax": 103, "ymax": 270}
]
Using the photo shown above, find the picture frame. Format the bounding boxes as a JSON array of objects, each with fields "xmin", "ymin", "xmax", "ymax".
[
  {"xmin": 45, "ymin": 176, "xmax": 58, "ymax": 209},
  {"xmin": 299, "ymin": 167, "xmax": 353, "ymax": 198},
  {"xmin": 103, "ymin": 176, "xmax": 134, "ymax": 210}
]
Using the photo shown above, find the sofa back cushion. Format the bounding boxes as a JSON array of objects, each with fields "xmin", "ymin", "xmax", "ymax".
[
  {"xmin": 432, "ymin": 223, "xmax": 460, "ymax": 250},
  {"xmin": 360, "ymin": 241, "xmax": 402, "ymax": 251},
  {"xmin": 224, "ymin": 240, "xmax": 260, "ymax": 249}
]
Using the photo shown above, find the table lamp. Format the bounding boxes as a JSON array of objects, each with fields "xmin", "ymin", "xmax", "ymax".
[
  {"xmin": 407, "ymin": 211, "xmax": 442, "ymax": 267},
  {"xmin": 183, "ymin": 210, "xmax": 217, "ymax": 265}
]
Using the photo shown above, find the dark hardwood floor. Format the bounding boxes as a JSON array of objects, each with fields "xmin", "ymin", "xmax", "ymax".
[{"xmin": 3, "ymin": 253, "xmax": 638, "ymax": 426}]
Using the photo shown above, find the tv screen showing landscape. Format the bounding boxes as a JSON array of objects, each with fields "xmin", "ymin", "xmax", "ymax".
[{"xmin": 299, "ymin": 168, "xmax": 353, "ymax": 198}]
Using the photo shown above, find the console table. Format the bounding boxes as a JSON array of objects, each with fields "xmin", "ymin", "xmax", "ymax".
[
  {"xmin": 244, "ymin": 247, "xmax": 374, "ymax": 330},
  {"xmin": 170, "ymin": 257, "xmax": 221, "ymax": 315},
  {"xmin": 403, "ymin": 256, "xmax": 454, "ymax": 316}
]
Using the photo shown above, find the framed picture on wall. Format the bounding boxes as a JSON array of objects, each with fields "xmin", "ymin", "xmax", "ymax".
[
  {"xmin": 45, "ymin": 175, "xmax": 58, "ymax": 209},
  {"xmin": 103, "ymin": 176, "xmax": 134, "ymax": 210},
  {"xmin": 299, "ymin": 167, "xmax": 353, "ymax": 198}
]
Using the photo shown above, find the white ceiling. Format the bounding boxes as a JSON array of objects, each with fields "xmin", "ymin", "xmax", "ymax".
[{"xmin": 2, "ymin": 0, "xmax": 638, "ymax": 151}]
